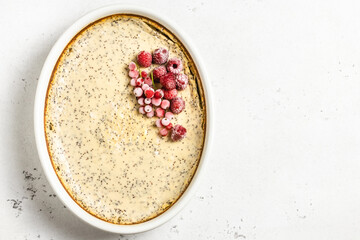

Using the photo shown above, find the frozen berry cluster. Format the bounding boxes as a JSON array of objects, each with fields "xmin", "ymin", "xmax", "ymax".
[{"xmin": 127, "ymin": 48, "xmax": 188, "ymax": 141}]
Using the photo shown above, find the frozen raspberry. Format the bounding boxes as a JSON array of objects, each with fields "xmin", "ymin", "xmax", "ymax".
[
  {"xmin": 154, "ymin": 89, "xmax": 164, "ymax": 99},
  {"xmin": 146, "ymin": 110, "xmax": 154, "ymax": 118},
  {"xmin": 153, "ymin": 48, "xmax": 169, "ymax": 64},
  {"xmin": 175, "ymin": 74, "xmax": 188, "ymax": 90},
  {"xmin": 155, "ymin": 108, "xmax": 165, "ymax": 118},
  {"xmin": 153, "ymin": 66, "xmax": 167, "ymax": 82},
  {"xmin": 155, "ymin": 119, "xmax": 162, "ymax": 128},
  {"xmin": 142, "ymin": 84, "xmax": 150, "ymax": 91},
  {"xmin": 165, "ymin": 111, "xmax": 174, "ymax": 120},
  {"xmin": 159, "ymin": 128, "xmax": 168, "ymax": 137},
  {"xmin": 144, "ymin": 87, "xmax": 155, "ymax": 98},
  {"xmin": 161, "ymin": 118, "xmax": 170, "ymax": 126},
  {"xmin": 161, "ymin": 99, "xmax": 170, "ymax": 109},
  {"xmin": 144, "ymin": 98, "xmax": 152, "ymax": 105},
  {"xmin": 137, "ymin": 51, "xmax": 152, "ymax": 67},
  {"xmin": 144, "ymin": 105, "xmax": 152, "ymax": 113},
  {"xmin": 130, "ymin": 78, "xmax": 136, "ymax": 86},
  {"xmin": 166, "ymin": 122, "xmax": 173, "ymax": 130},
  {"xmin": 129, "ymin": 62, "xmax": 136, "ymax": 70},
  {"xmin": 166, "ymin": 58, "xmax": 183, "ymax": 74},
  {"xmin": 163, "ymin": 88, "xmax": 177, "ymax": 100},
  {"xmin": 139, "ymin": 106, "xmax": 145, "ymax": 114},
  {"xmin": 129, "ymin": 70, "xmax": 139, "ymax": 78},
  {"xmin": 144, "ymin": 77, "xmax": 152, "ymax": 86},
  {"xmin": 136, "ymin": 78, "xmax": 144, "ymax": 87},
  {"xmin": 171, "ymin": 97, "xmax": 185, "ymax": 114},
  {"xmin": 141, "ymin": 71, "xmax": 148, "ymax": 78},
  {"xmin": 152, "ymin": 98, "xmax": 162, "ymax": 106},
  {"xmin": 171, "ymin": 125, "xmax": 187, "ymax": 141},
  {"xmin": 133, "ymin": 87, "xmax": 143, "ymax": 97},
  {"xmin": 160, "ymin": 73, "xmax": 176, "ymax": 90},
  {"xmin": 138, "ymin": 97, "xmax": 145, "ymax": 106}
]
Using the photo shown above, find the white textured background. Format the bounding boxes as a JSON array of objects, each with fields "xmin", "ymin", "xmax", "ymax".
[{"xmin": 2, "ymin": 0, "xmax": 360, "ymax": 239}]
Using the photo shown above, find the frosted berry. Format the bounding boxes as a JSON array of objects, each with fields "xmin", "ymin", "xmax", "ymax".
[
  {"xmin": 129, "ymin": 70, "xmax": 139, "ymax": 78},
  {"xmin": 155, "ymin": 119, "xmax": 162, "ymax": 128},
  {"xmin": 138, "ymin": 97, "xmax": 145, "ymax": 106},
  {"xmin": 175, "ymin": 74, "xmax": 188, "ymax": 90},
  {"xmin": 165, "ymin": 111, "xmax": 174, "ymax": 120},
  {"xmin": 171, "ymin": 97, "xmax": 185, "ymax": 114},
  {"xmin": 144, "ymin": 105, "xmax": 152, "ymax": 113},
  {"xmin": 160, "ymin": 72, "xmax": 176, "ymax": 90},
  {"xmin": 142, "ymin": 84, "xmax": 150, "ymax": 91},
  {"xmin": 161, "ymin": 99, "xmax": 170, "ymax": 109},
  {"xmin": 136, "ymin": 78, "xmax": 144, "ymax": 87},
  {"xmin": 161, "ymin": 118, "xmax": 170, "ymax": 126},
  {"xmin": 144, "ymin": 77, "xmax": 152, "ymax": 86},
  {"xmin": 171, "ymin": 125, "xmax": 187, "ymax": 141},
  {"xmin": 165, "ymin": 122, "xmax": 173, "ymax": 130},
  {"xmin": 159, "ymin": 128, "xmax": 168, "ymax": 137},
  {"xmin": 129, "ymin": 62, "xmax": 136, "ymax": 71},
  {"xmin": 155, "ymin": 108, "xmax": 165, "ymax": 118},
  {"xmin": 154, "ymin": 89, "xmax": 164, "ymax": 99},
  {"xmin": 152, "ymin": 97, "xmax": 162, "ymax": 106},
  {"xmin": 139, "ymin": 106, "xmax": 145, "ymax": 114},
  {"xmin": 144, "ymin": 98, "xmax": 152, "ymax": 105},
  {"xmin": 146, "ymin": 110, "xmax": 154, "ymax": 118},
  {"xmin": 153, "ymin": 66, "xmax": 167, "ymax": 81},
  {"xmin": 144, "ymin": 87, "xmax": 155, "ymax": 98},
  {"xmin": 141, "ymin": 71, "xmax": 148, "ymax": 78},
  {"xmin": 130, "ymin": 78, "xmax": 136, "ymax": 86},
  {"xmin": 163, "ymin": 88, "xmax": 177, "ymax": 100},
  {"xmin": 166, "ymin": 58, "xmax": 183, "ymax": 74},
  {"xmin": 133, "ymin": 87, "xmax": 143, "ymax": 97},
  {"xmin": 152, "ymin": 48, "xmax": 169, "ymax": 64},
  {"xmin": 137, "ymin": 51, "xmax": 152, "ymax": 67}
]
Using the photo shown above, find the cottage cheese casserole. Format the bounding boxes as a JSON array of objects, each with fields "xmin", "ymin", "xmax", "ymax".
[{"xmin": 44, "ymin": 14, "xmax": 206, "ymax": 224}]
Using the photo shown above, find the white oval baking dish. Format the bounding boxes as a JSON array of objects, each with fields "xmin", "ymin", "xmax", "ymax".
[{"xmin": 34, "ymin": 4, "xmax": 212, "ymax": 234}]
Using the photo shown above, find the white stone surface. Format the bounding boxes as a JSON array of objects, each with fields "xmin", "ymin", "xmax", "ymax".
[{"xmin": 2, "ymin": 0, "xmax": 360, "ymax": 239}]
